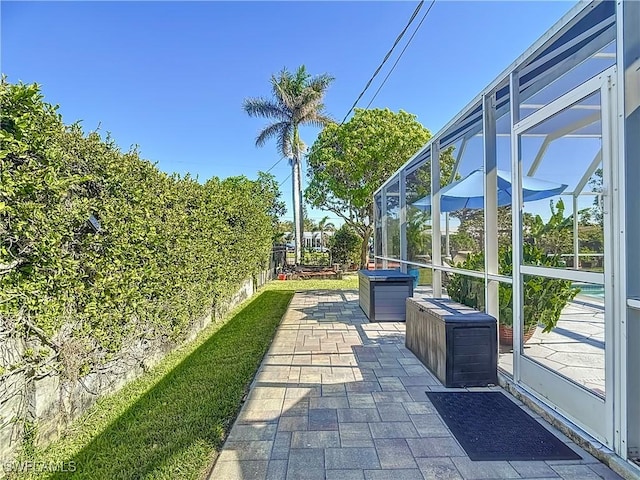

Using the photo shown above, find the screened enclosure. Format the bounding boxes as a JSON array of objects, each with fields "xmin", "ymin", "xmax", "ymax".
[{"xmin": 373, "ymin": 0, "xmax": 639, "ymax": 469}]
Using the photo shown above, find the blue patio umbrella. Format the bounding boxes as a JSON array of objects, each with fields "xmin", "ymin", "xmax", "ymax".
[{"xmin": 410, "ymin": 169, "xmax": 568, "ymax": 212}]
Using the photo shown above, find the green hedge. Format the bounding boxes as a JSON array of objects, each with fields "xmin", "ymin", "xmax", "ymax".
[{"xmin": 0, "ymin": 79, "xmax": 282, "ymax": 378}]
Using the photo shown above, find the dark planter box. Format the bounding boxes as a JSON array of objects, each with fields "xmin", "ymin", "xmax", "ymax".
[
  {"xmin": 358, "ymin": 270, "xmax": 414, "ymax": 322},
  {"xmin": 406, "ymin": 297, "xmax": 498, "ymax": 387}
]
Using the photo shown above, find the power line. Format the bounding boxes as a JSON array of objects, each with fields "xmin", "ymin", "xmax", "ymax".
[
  {"xmin": 265, "ymin": 156, "xmax": 287, "ymax": 173},
  {"xmin": 365, "ymin": 0, "xmax": 436, "ymax": 109},
  {"xmin": 278, "ymin": 1, "xmax": 431, "ymax": 195},
  {"xmin": 339, "ymin": 0, "xmax": 425, "ymax": 125},
  {"xmin": 279, "ymin": 172, "xmax": 292, "ymax": 187}
]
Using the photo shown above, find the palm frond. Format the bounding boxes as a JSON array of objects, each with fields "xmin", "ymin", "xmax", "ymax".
[
  {"xmin": 276, "ymin": 123, "xmax": 294, "ymax": 159},
  {"xmin": 243, "ymin": 97, "xmax": 288, "ymax": 120},
  {"xmin": 300, "ymin": 115, "xmax": 334, "ymax": 129},
  {"xmin": 278, "ymin": 65, "xmax": 310, "ymax": 96},
  {"xmin": 255, "ymin": 121, "xmax": 289, "ymax": 149},
  {"xmin": 273, "ymin": 83, "xmax": 297, "ymax": 112},
  {"xmin": 297, "ymin": 85, "xmax": 324, "ymax": 105},
  {"xmin": 294, "ymin": 65, "xmax": 309, "ymax": 82},
  {"xmin": 307, "ymin": 73, "xmax": 334, "ymax": 94},
  {"xmin": 315, "ymin": 113, "xmax": 335, "ymax": 125},
  {"xmin": 271, "ymin": 68, "xmax": 299, "ymax": 105},
  {"xmin": 296, "ymin": 103, "xmax": 334, "ymax": 127},
  {"xmin": 271, "ymin": 66, "xmax": 324, "ymax": 112}
]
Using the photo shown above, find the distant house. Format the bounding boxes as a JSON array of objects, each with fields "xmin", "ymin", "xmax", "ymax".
[{"xmin": 282, "ymin": 231, "xmax": 334, "ymax": 251}]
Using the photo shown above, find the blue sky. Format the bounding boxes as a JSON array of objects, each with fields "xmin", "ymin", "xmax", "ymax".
[{"xmin": 1, "ymin": 1, "xmax": 577, "ymax": 224}]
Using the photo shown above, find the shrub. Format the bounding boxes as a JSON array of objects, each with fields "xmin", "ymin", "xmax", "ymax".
[
  {"xmin": 328, "ymin": 225, "xmax": 360, "ymax": 267},
  {"xmin": 446, "ymin": 244, "xmax": 579, "ymax": 332},
  {"xmin": 302, "ymin": 249, "xmax": 330, "ymax": 266}
]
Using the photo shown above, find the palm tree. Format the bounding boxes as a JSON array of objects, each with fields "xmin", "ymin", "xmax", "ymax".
[
  {"xmin": 317, "ymin": 215, "xmax": 335, "ymax": 252},
  {"xmin": 243, "ymin": 66, "xmax": 334, "ymax": 265}
]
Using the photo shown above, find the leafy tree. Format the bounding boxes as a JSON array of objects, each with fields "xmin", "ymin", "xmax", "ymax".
[
  {"xmin": 449, "ymin": 231, "xmax": 475, "ymax": 256},
  {"xmin": 256, "ymin": 171, "xmax": 286, "ymax": 231},
  {"xmin": 278, "ymin": 220, "xmax": 294, "ymax": 233},
  {"xmin": 406, "ymin": 214, "xmax": 431, "ymax": 262},
  {"xmin": 579, "ymin": 225, "xmax": 604, "ymax": 252},
  {"xmin": 243, "ymin": 65, "xmax": 334, "ymax": 264},
  {"xmin": 452, "ymin": 206, "xmax": 513, "ymax": 254},
  {"xmin": 272, "ymin": 231, "xmax": 287, "ymax": 244},
  {"xmin": 304, "ymin": 219, "xmax": 317, "ymax": 232},
  {"xmin": 578, "ymin": 208, "xmax": 593, "ymax": 226},
  {"xmin": 302, "ymin": 205, "xmax": 318, "ymax": 232},
  {"xmin": 306, "ymin": 108, "xmax": 431, "ymax": 267}
]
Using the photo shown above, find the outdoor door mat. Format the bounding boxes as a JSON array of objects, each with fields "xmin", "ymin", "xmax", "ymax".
[{"xmin": 426, "ymin": 391, "xmax": 582, "ymax": 461}]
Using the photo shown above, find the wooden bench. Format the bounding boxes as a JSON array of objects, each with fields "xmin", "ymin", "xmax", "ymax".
[{"xmin": 406, "ymin": 297, "xmax": 498, "ymax": 388}]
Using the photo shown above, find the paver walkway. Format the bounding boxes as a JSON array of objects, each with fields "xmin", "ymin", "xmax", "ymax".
[{"xmin": 209, "ymin": 290, "xmax": 622, "ymax": 480}]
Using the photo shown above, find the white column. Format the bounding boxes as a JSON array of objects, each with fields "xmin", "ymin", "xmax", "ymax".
[
  {"xmin": 510, "ymin": 70, "xmax": 524, "ymax": 378},
  {"xmin": 381, "ymin": 187, "xmax": 388, "ymax": 269},
  {"xmin": 617, "ymin": 0, "xmax": 639, "ymax": 458},
  {"xmin": 445, "ymin": 214, "xmax": 451, "ymax": 260},
  {"xmin": 431, "ymin": 144, "xmax": 442, "ymax": 296},
  {"xmin": 573, "ymin": 195, "xmax": 580, "ymax": 269},
  {"xmin": 483, "ymin": 92, "xmax": 499, "ymax": 323},
  {"xmin": 400, "ymin": 170, "xmax": 407, "ymax": 272}
]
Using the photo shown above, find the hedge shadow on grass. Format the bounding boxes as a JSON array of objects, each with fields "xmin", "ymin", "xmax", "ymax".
[{"xmin": 46, "ymin": 290, "xmax": 294, "ymax": 480}]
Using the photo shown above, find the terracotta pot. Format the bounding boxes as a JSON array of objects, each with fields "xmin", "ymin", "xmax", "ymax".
[{"xmin": 499, "ymin": 323, "xmax": 538, "ymax": 347}]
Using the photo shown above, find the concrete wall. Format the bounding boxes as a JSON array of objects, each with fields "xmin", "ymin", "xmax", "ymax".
[
  {"xmin": 0, "ymin": 335, "xmax": 28, "ymax": 460},
  {"xmin": 0, "ymin": 270, "xmax": 273, "ymax": 463}
]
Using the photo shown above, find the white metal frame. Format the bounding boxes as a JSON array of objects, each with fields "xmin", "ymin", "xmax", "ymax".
[
  {"xmin": 614, "ymin": 0, "xmax": 629, "ymax": 459},
  {"xmin": 374, "ymin": 1, "xmax": 611, "ymax": 197},
  {"xmin": 519, "ymin": 265, "xmax": 604, "ymax": 284},
  {"xmin": 513, "ymin": 71, "xmax": 608, "ymax": 133},
  {"xmin": 371, "ymin": 0, "xmax": 636, "ymax": 466},
  {"xmin": 510, "ymin": 69, "xmax": 524, "ymax": 377},
  {"xmin": 430, "ymin": 143, "xmax": 442, "ymax": 296},
  {"xmin": 381, "ymin": 187, "xmax": 388, "ymax": 269},
  {"xmin": 400, "ymin": 170, "xmax": 407, "ymax": 272},
  {"xmin": 483, "ymin": 92, "xmax": 499, "ymax": 322},
  {"xmin": 512, "ymin": 66, "xmax": 617, "ymax": 447}
]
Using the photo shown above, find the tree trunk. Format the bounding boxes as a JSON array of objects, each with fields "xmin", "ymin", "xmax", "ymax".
[
  {"xmin": 292, "ymin": 157, "xmax": 303, "ymax": 265},
  {"xmin": 359, "ymin": 226, "xmax": 373, "ymax": 269}
]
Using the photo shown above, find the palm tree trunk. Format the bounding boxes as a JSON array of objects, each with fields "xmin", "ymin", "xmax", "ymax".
[{"xmin": 292, "ymin": 157, "xmax": 303, "ymax": 265}]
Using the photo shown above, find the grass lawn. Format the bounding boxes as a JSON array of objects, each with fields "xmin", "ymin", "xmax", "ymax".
[
  {"xmin": 15, "ymin": 290, "xmax": 293, "ymax": 480},
  {"xmin": 419, "ymin": 267, "xmax": 433, "ymax": 286},
  {"xmin": 14, "ymin": 275, "xmax": 359, "ymax": 480},
  {"xmin": 264, "ymin": 272, "xmax": 358, "ymax": 292}
]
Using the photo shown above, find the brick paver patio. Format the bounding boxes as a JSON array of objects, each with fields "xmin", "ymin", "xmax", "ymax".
[{"xmin": 208, "ymin": 290, "xmax": 622, "ymax": 480}]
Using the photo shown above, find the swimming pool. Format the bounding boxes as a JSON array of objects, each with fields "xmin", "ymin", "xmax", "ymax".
[{"xmin": 573, "ymin": 283, "xmax": 605, "ymax": 298}]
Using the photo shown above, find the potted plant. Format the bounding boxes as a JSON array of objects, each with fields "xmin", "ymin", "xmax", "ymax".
[{"xmin": 446, "ymin": 244, "xmax": 579, "ymax": 347}]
